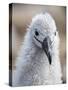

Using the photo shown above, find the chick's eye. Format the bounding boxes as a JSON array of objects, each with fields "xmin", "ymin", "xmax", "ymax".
[
  {"xmin": 54, "ymin": 32, "xmax": 56, "ymax": 36},
  {"xmin": 35, "ymin": 31, "xmax": 39, "ymax": 36}
]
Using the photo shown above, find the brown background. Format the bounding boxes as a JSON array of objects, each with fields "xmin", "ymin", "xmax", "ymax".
[{"xmin": 10, "ymin": 3, "xmax": 66, "ymax": 83}]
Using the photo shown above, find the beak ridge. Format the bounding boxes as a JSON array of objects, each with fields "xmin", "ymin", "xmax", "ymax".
[{"xmin": 42, "ymin": 38, "xmax": 52, "ymax": 65}]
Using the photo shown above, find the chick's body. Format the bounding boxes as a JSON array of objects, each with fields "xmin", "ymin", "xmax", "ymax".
[{"xmin": 13, "ymin": 13, "xmax": 62, "ymax": 86}]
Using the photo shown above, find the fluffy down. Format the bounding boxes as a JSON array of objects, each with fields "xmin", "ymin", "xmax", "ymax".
[{"xmin": 13, "ymin": 13, "xmax": 62, "ymax": 86}]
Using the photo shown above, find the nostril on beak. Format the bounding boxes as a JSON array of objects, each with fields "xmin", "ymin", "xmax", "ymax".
[
  {"xmin": 42, "ymin": 37, "xmax": 48, "ymax": 50},
  {"xmin": 42, "ymin": 37, "xmax": 49, "ymax": 52}
]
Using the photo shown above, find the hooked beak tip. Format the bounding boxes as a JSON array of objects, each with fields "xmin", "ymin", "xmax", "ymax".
[{"xmin": 48, "ymin": 53, "xmax": 52, "ymax": 65}]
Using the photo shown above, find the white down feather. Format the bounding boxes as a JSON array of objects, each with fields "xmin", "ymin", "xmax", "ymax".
[{"xmin": 13, "ymin": 13, "xmax": 62, "ymax": 86}]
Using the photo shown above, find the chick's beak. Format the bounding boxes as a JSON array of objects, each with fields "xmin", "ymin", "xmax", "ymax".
[{"xmin": 42, "ymin": 37, "xmax": 52, "ymax": 65}]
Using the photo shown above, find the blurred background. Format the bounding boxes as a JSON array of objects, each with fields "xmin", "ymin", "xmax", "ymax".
[{"xmin": 9, "ymin": 3, "xmax": 66, "ymax": 83}]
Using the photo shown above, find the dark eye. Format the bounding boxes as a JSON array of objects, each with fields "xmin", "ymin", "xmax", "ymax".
[
  {"xmin": 35, "ymin": 31, "xmax": 39, "ymax": 36},
  {"xmin": 54, "ymin": 32, "xmax": 56, "ymax": 36}
]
